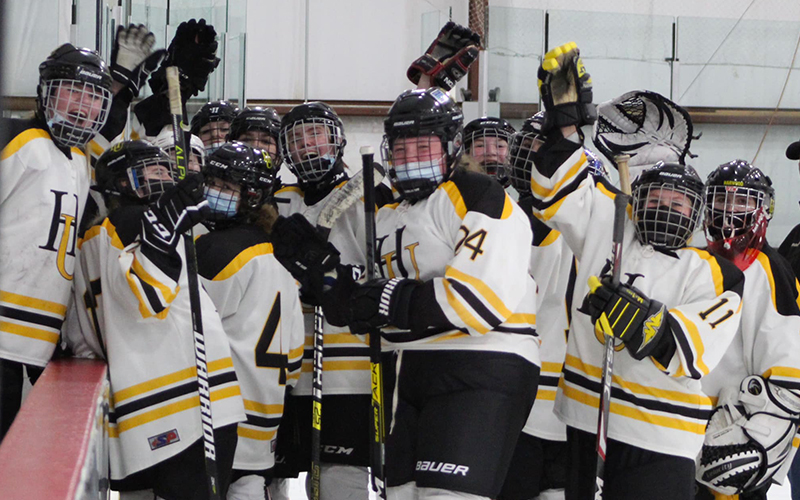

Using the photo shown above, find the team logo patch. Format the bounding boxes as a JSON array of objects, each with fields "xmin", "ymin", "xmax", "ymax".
[{"xmin": 148, "ymin": 429, "xmax": 180, "ymax": 450}]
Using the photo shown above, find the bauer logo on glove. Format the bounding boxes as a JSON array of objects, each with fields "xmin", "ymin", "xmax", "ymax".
[{"xmin": 583, "ymin": 275, "xmax": 670, "ymax": 360}]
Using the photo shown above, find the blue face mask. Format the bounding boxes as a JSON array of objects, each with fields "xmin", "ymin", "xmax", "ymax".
[{"xmin": 204, "ymin": 186, "xmax": 239, "ymax": 218}]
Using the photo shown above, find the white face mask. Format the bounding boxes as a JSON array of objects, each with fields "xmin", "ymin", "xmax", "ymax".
[
  {"xmin": 204, "ymin": 186, "xmax": 240, "ymax": 218},
  {"xmin": 393, "ymin": 160, "xmax": 444, "ymax": 184}
]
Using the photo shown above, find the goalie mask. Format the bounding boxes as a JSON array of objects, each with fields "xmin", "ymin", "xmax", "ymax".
[
  {"xmin": 463, "ymin": 117, "xmax": 515, "ymax": 186},
  {"xmin": 37, "ymin": 44, "xmax": 113, "ymax": 149},
  {"xmin": 593, "ymin": 90, "xmax": 693, "ymax": 179},
  {"xmin": 704, "ymin": 160, "xmax": 774, "ymax": 270},
  {"xmin": 508, "ymin": 111, "xmax": 545, "ymax": 196},
  {"xmin": 228, "ymin": 106, "xmax": 281, "ymax": 164},
  {"xmin": 94, "ymin": 141, "xmax": 176, "ymax": 204},
  {"xmin": 280, "ymin": 102, "xmax": 346, "ymax": 185},
  {"xmin": 631, "ymin": 161, "xmax": 704, "ymax": 250},
  {"xmin": 381, "ymin": 88, "xmax": 463, "ymax": 202},
  {"xmin": 204, "ymin": 142, "xmax": 276, "ymax": 223},
  {"xmin": 190, "ymin": 100, "xmax": 240, "ymax": 154}
]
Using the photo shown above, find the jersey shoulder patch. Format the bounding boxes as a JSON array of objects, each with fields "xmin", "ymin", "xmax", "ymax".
[
  {"xmin": 756, "ymin": 244, "xmax": 800, "ymax": 316},
  {"xmin": 196, "ymin": 224, "xmax": 271, "ymax": 280},
  {"xmin": 443, "ymin": 168, "xmax": 510, "ymax": 219}
]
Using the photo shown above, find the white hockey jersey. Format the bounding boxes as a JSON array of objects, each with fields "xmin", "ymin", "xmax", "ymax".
[
  {"xmin": 197, "ymin": 224, "xmax": 305, "ymax": 472},
  {"xmin": 273, "ymin": 181, "xmax": 371, "ymax": 396},
  {"xmin": 521, "ymin": 200, "xmax": 574, "ymax": 441},
  {"xmin": 64, "ymin": 207, "xmax": 246, "ymax": 479},
  {"xmin": 701, "ymin": 245, "xmax": 800, "ymax": 482},
  {"xmin": 531, "ymin": 142, "xmax": 745, "ymax": 459},
  {"xmin": 0, "ymin": 121, "xmax": 91, "ymax": 367},
  {"xmin": 371, "ymin": 169, "xmax": 539, "ymax": 365}
]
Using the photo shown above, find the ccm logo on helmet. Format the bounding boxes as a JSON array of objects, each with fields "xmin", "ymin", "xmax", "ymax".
[{"xmin": 415, "ymin": 461, "xmax": 469, "ymax": 475}]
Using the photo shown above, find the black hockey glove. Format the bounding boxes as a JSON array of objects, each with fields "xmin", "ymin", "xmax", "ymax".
[
  {"xmin": 141, "ymin": 175, "xmax": 209, "ymax": 254},
  {"xmin": 407, "ymin": 21, "xmax": 481, "ymax": 91},
  {"xmin": 343, "ymin": 278, "xmax": 420, "ymax": 335},
  {"xmin": 582, "ymin": 275, "xmax": 670, "ymax": 360},
  {"xmin": 537, "ymin": 42, "xmax": 596, "ymax": 134},
  {"xmin": 149, "ymin": 18, "xmax": 220, "ymax": 97},
  {"xmin": 110, "ymin": 24, "xmax": 166, "ymax": 102},
  {"xmin": 270, "ymin": 213, "xmax": 341, "ymax": 304}
]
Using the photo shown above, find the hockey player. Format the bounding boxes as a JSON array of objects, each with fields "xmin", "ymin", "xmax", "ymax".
[
  {"xmin": 269, "ymin": 101, "xmax": 377, "ymax": 499},
  {"xmin": 532, "ymin": 43, "xmax": 745, "ymax": 500},
  {"xmin": 227, "ymin": 106, "xmax": 281, "ymax": 162},
  {"xmin": 0, "ymin": 43, "xmax": 113, "ymax": 440},
  {"xmin": 191, "ymin": 100, "xmax": 240, "ymax": 154},
  {"xmin": 695, "ymin": 160, "xmax": 800, "ymax": 499},
  {"xmin": 462, "ymin": 117, "xmax": 515, "ymax": 185},
  {"xmin": 63, "ymin": 140, "xmax": 246, "ymax": 499},
  {"xmin": 195, "ymin": 142, "xmax": 305, "ymax": 500},
  {"xmin": 315, "ymin": 87, "xmax": 540, "ymax": 500}
]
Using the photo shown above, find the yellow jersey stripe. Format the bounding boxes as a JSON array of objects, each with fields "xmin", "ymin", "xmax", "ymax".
[
  {"xmin": 303, "ymin": 333, "xmax": 367, "ymax": 345},
  {"xmin": 500, "ymin": 195, "xmax": 514, "ymax": 220},
  {"xmin": 564, "ymin": 354, "xmax": 713, "ymax": 406},
  {"xmin": 443, "ymin": 279, "xmax": 490, "ymax": 335},
  {"xmin": 539, "ymin": 229, "xmax": 561, "ymax": 247},
  {"xmin": 288, "ymin": 345, "xmax": 305, "ymax": 360},
  {"xmin": 537, "ymin": 196, "xmax": 568, "ymax": 222},
  {"xmin": 432, "ymin": 331, "xmax": 470, "ymax": 342},
  {"xmin": 683, "ymin": 248, "xmax": 724, "ymax": 297},
  {"xmin": 445, "ymin": 266, "xmax": 513, "ymax": 319},
  {"xmin": 536, "ymin": 388, "xmax": 557, "ymax": 401},
  {"xmin": 238, "ymin": 426, "xmax": 277, "ymax": 441},
  {"xmin": 530, "ymin": 152, "xmax": 585, "ymax": 198},
  {"xmin": 213, "ymin": 243, "xmax": 274, "ymax": 281},
  {"xmin": 669, "ymin": 309, "xmax": 710, "ymax": 376},
  {"xmin": 560, "ymin": 381, "xmax": 707, "ymax": 435},
  {"xmin": 114, "ymin": 357, "xmax": 234, "ymax": 403},
  {"xmin": 441, "ymin": 182, "xmax": 468, "ymax": 219},
  {"xmin": 301, "ymin": 360, "xmax": 371, "ymax": 372},
  {"xmin": 763, "ymin": 366, "xmax": 800, "ymax": 380},
  {"xmin": 1, "ymin": 129, "xmax": 51, "ymax": 160},
  {"xmin": 541, "ymin": 362, "xmax": 564, "ymax": 373},
  {"xmin": 506, "ymin": 313, "xmax": 536, "ymax": 325},
  {"xmin": 755, "ymin": 252, "xmax": 778, "ymax": 312},
  {"xmin": 243, "ymin": 400, "xmax": 283, "ymax": 415},
  {"xmin": 0, "ymin": 321, "xmax": 60, "ymax": 344},
  {"xmin": 130, "ymin": 257, "xmax": 179, "ymax": 304},
  {"xmin": 0, "ymin": 291, "xmax": 67, "ymax": 317}
]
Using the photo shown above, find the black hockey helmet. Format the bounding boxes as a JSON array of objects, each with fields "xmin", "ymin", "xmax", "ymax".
[
  {"xmin": 508, "ymin": 111, "xmax": 546, "ymax": 195},
  {"xmin": 37, "ymin": 43, "xmax": 113, "ymax": 149},
  {"xmin": 94, "ymin": 140, "xmax": 176, "ymax": 204},
  {"xmin": 463, "ymin": 117, "xmax": 515, "ymax": 186},
  {"xmin": 190, "ymin": 101, "xmax": 240, "ymax": 153},
  {"xmin": 381, "ymin": 87, "xmax": 464, "ymax": 201},
  {"xmin": 631, "ymin": 161, "xmax": 704, "ymax": 250},
  {"xmin": 204, "ymin": 142, "xmax": 276, "ymax": 220},
  {"xmin": 228, "ymin": 106, "xmax": 281, "ymax": 157},
  {"xmin": 704, "ymin": 160, "xmax": 774, "ymax": 268},
  {"xmin": 279, "ymin": 102, "xmax": 346, "ymax": 184}
]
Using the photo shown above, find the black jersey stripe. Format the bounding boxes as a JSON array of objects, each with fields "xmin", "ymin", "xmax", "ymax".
[
  {"xmin": 539, "ymin": 374, "xmax": 561, "ymax": 388},
  {"xmin": 493, "ymin": 325, "xmax": 538, "ymax": 336},
  {"xmin": 113, "ymin": 371, "xmax": 238, "ymax": 419},
  {"xmin": 132, "ymin": 272, "xmax": 167, "ymax": 315},
  {"xmin": 245, "ymin": 414, "xmax": 282, "ymax": 429},
  {"xmin": 449, "ymin": 280, "xmax": 502, "ymax": 328},
  {"xmin": 0, "ymin": 305, "xmax": 63, "ymax": 330},
  {"xmin": 302, "ymin": 346, "xmax": 371, "ymax": 360},
  {"xmin": 287, "ymin": 359, "xmax": 303, "ymax": 372},
  {"xmin": 669, "ymin": 315, "xmax": 702, "ymax": 380},
  {"xmin": 531, "ymin": 169, "xmax": 589, "ymax": 212},
  {"xmin": 375, "ymin": 326, "xmax": 462, "ymax": 344},
  {"xmin": 563, "ymin": 368, "xmax": 712, "ymax": 421}
]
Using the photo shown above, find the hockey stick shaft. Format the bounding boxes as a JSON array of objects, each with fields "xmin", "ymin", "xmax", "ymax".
[
  {"xmin": 166, "ymin": 67, "xmax": 222, "ymax": 500},
  {"xmin": 593, "ymin": 155, "xmax": 631, "ymax": 499},
  {"xmin": 361, "ymin": 146, "xmax": 386, "ymax": 499},
  {"xmin": 310, "ymin": 304, "xmax": 323, "ymax": 500}
]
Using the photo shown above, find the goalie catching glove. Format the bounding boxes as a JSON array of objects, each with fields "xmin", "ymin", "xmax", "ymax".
[
  {"xmin": 697, "ymin": 376, "xmax": 800, "ymax": 495},
  {"xmin": 537, "ymin": 42, "xmax": 596, "ymax": 134},
  {"xmin": 407, "ymin": 21, "xmax": 481, "ymax": 91},
  {"xmin": 582, "ymin": 275, "xmax": 670, "ymax": 360},
  {"xmin": 141, "ymin": 175, "xmax": 209, "ymax": 254}
]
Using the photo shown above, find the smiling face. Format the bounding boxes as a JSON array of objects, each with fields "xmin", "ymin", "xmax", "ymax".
[
  {"xmin": 469, "ymin": 136, "xmax": 510, "ymax": 166},
  {"xmin": 286, "ymin": 123, "xmax": 335, "ymax": 164},
  {"xmin": 391, "ymin": 134, "xmax": 446, "ymax": 171},
  {"xmin": 51, "ymin": 81, "xmax": 107, "ymax": 126},
  {"xmin": 238, "ymin": 130, "xmax": 278, "ymax": 158},
  {"xmin": 645, "ymin": 188, "xmax": 695, "ymax": 218},
  {"xmin": 198, "ymin": 121, "xmax": 232, "ymax": 148}
]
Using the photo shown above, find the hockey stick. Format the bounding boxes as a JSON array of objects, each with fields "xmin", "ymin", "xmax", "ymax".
[
  {"xmin": 166, "ymin": 66, "xmax": 222, "ymax": 500},
  {"xmin": 593, "ymin": 154, "xmax": 631, "ymax": 499},
  {"xmin": 361, "ymin": 145, "xmax": 387, "ymax": 499},
  {"xmin": 309, "ymin": 162, "xmax": 386, "ymax": 500}
]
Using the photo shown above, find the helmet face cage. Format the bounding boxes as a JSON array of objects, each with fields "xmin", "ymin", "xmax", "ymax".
[
  {"xmin": 205, "ymin": 144, "xmax": 275, "ymax": 217},
  {"xmin": 124, "ymin": 156, "xmax": 176, "ymax": 202},
  {"xmin": 41, "ymin": 79, "xmax": 112, "ymax": 148},
  {"xmin": 466, "ymin": 128, "xmax": 512, "ymax": 183},
  {"xmin": 381, "ymin": 132, "xmax": 450, "ymax": 196},
  {"xmin": 280, "ymin": 117, "xmax": 345, "ymax": 182},
  {"xmin": 204, "ymin": 180, "xmax": 242, "ymax": 220},
  {"xmin": 632, "ymin": 181, "xmax": 703, "ymax": 250},
  {"xmin": 508, "ymin": 131, "xmax": 541, "ymax": 195},
  {"xmin": 705, "ymin": 185, "xmax": 771, "ymax": 241}
]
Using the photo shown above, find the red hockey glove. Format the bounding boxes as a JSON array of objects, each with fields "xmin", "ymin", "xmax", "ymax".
[{"xmin": 407, "ymin": 21, "xmax": 481, "ymax": 91}]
